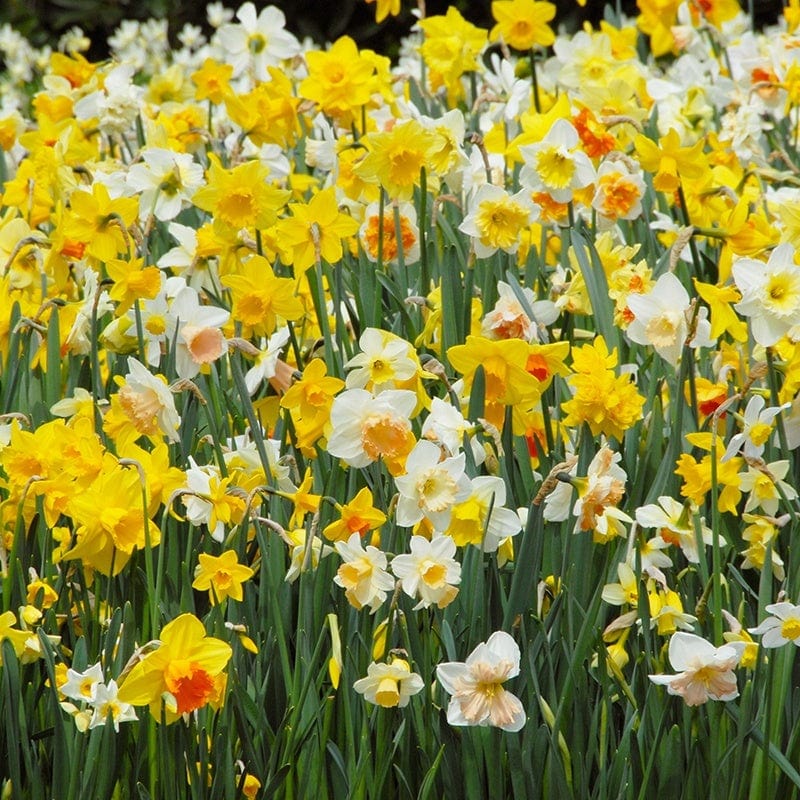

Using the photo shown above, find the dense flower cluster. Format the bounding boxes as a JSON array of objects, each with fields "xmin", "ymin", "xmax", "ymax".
[{"xmin": 1, "ymin": 0, "xmax": 800, "ymax": 795}]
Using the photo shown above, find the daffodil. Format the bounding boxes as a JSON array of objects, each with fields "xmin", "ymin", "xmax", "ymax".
[
  {"xmin": 300, "ymin": 36, "xmax": 377, "ymax": 124},
  {"xmin": 436, "ymin": 631, "xmax": 526, "ymax": 732},
  {"xmin": 749, "ymin": 602, "xmax": 800, "ymax": 647},
  {"xmin": 117, "ymin": 613, "xmax": 232, "ymax": 722},
  {"xmin": 418, "ymin": 7, "xmax": 487, "ymax": 103},
  {"xmin": 326, "ymin": 388, "xmax": 417, "ymax": 473},
  {"xmin": 333, "ymin": 533, "xmax": 395, "ymax": 613},
  {"xmin": 192, "ymin": 154, "xmax": 289, "ymax": 233},
  {"xmin": 365, "ymin": 0, "xmax": 401, "ymax": 23},
  {"xmin": 732, "ymin": 243, "xmax": 800, "ymax": 346},
  {"xmin": 276, "ymin": 187, "xmax": 360, "ymax": 270},
  {"xmin": 721, "ymin": 394, "xmax": 788, "ymax": 462},
  {"xmin": 391, "ymin": 534, "xmax": 461, "ymax": 609},
  {"xmin": 394, "ymin": 439, "xmax": 471, "ymax": 530},
  {"xmin": 323, "ymin": 487, "xmax": 386, "ymax": 543},
  {"xmin": 519, "ymin": 119, "xmax": 596, "ymax": 204},
  {"xmin": 353, "ymin": 658, "xmax": 425, "ymax": 707},
  {"xmin": 459, "ymin": 184, "xmax": 539, "ymax": 258},
  {"xmin": 634, "ymin": 128, "xmax": 708, "ymax": 194},
  {"xmin": 355, "ymin": 120, "xmax": 438, "ymax": 201},
  {"xmin": 649, "ymin": 632, "xmax": 745, "ymax": 706},
  {"xmin": 192, "ymin": 550, "xmax": 255, "ymax": 604},
  {"xmin": 490, "ymin": 0, "xmax": 556, "ymax": 51}
]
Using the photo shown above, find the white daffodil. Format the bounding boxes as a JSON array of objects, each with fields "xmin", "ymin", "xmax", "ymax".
[
  {"xmin": 333, "ymin": 533, "xmax": 395, "ymax": 613},
  {"xmin": 436, "ymin": 631, "xmax": 526, "ymax": 732},
  {"xmin": 391, "ymin": 534, "xmax": 461, "ymax": 609},
  {"xmin": 459, "ymin": 184, "xmax": 539, "ymax": 259},
  {"xmin": 626, "ymin": 272, "xmax": 712, "ymax": 366},
  {"xmin": 749, "ymin": 601, "xmax": 800, "ymax": 648},
  {"xmin": 721, "ymin": 394, "xmax": 788, "ymax": 462},
  {"xmin": 326, "ymin": 389, "xmax": 416, "ymax": 470},
  {"xmin": 649, "ymin": 632, "xmax": 745, "ymax": 707},
  {"xmin": 394, "ymin": 439, "xmax": 471, "ymax": 530},
  {"xmin": 345, "ymin": 328, "xmax": 418, "ymax": 391},
  {"xmin": 60, "ymin": 663, "xmax": 105, "ymax": 703},
  {"xmin": 88, "ymin": 680, "xmax": 138, "ymax": 731},
  {"xmin": 519, "ymin": 119, "xmax": 596, "ymax": 203},
  {"xmin": 353, "ymin": 659, "xmax": 425, "ymax": 708},
  {"xmin": 126, "ymin": 147, "xmax": 204, "ymax": 222},
  {"xmin": 733, "ymin": 243, "xmax": 800, "ymax": 346},
  {"xmin": 169, "ymin": 284, "xmax": 230, "ymax": 380},
  {"xmin": 481, "ymin": 280, "xmax": 557, "ymax": 342},
  {"xmin": 215, "ymin": 2, "xmax": 300, "ymax": 84},
  {"xmin": 118, "ymin": 356, "xmax": 181, "ymax": 443},
  {"xmin": 635, "ymin": 496, "xmax": 714, "ymax": 564}
]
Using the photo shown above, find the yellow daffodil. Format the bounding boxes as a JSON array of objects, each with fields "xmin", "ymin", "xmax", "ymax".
[{"xmin": 117, "ymin": 614, "xmax": 232, "ymax": 722}]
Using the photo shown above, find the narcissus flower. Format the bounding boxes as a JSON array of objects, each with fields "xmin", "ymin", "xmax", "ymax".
[
  {"xmin": 300, "ymin": 36, "xmax": 377, "ymax": 124},
  {"xmin": 62, "ymin": 182, "xmax": 138, "ymax": 263},
  {"xmin": 276, "ymin": 187, "xmax": 360, "ymax": 270},
  {"xmin": 459, "ymin": 184, "xmax": 539, "ymax": 259},
  {"xmin": 326, "ymin": 388, "xmax": 417, "ymax": 473},
  {"xmin": 649, "ymin": 632, "xmax": 745, "ymax": 706},
  {"xmin": 749, "ymin": 602, "xmax": 800, "ymax": 647},
  {"xmin": 116, "ymin": 357, "xmax": 181, "ymax": 443},
  {"xmin": 344, "ymin": 328, "xmax": 418, "ymax": 391},
  {"xmin": 192, "ymin": 154, "xmax": 289, "ymax": 233},
  {"xmin": 87, "ymin": 680, "xmax": 138, "ymax": 732},
  {"xmin": 355, "ymin": 120, "xmax": 438, "ymax": 200},
  {"xmin": 635, "ymin": 496, "xmax": 713, "ymax": 564},
  {"xmin": 445, "ymin": 475, "xmax": 522, "ymax": 552},
  {"xmin": 732, "ymin": 243, "xmax": 800, "ymax": 346},
  {"xmin": 117, "ymin": 613, "xmax": 232, "ymax": 722},
  {"xmin": 519, "ymin": 119, "xmax": 596, "ymax": 204},
  {"xmin": 365, "ymin": 0, "xmax": 401, "ymax": 23},
  {"xmin": 359, "ymin": 201, "xmax": 420, "ymax": 265},
  {"xmin": 353, "ymin": 658, "xmax": 424, "ymax": 707},
  {"xmin": 436, "ymin": 631, "xmax": 526, "ymax": 731},
  {"xmin": 561, "ymin": 336, "xmax": 645, "ymax": 441},
  {"xmin": 393, "ymin": 439, "xmax": 471, "ymax": 530},
  {"xmin": 721, "ymin": 394, "xmax": 787, "ymax": 462},
  {"xmin": 333, "ymin": 532, "xmax": 395, "ymax": 612},
  {"xmin": 215, "ymin": 2, "xmax": 300, "ymax": 83},
  {"xmin": 417, "ymin": 7, "xmax": 487, "ymax": 102},
  {"xmin": 192, "ymin": 550, "xmax": 255, "ymax": 604},
  {"xmin": 634, "ymin": 128, "xmax": 708, "ymax": 194},
  {"xmin": 626, "ymin": 272, "xmax": 713, "ymax": 366},
  {"xmin": 391, "ymin": 534, "xmax": 461, "ymax": 609},
  {"xmin": 323, "ymin": 487, "xmax": 386, "ymax": 543},
  {"xmin": 490, "ymin": 0, "xmax": 556, "ymax": 51}
]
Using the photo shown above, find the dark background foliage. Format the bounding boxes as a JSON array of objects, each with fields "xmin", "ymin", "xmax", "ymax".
[{"xmin": 0, "ymin": 0, "xmax": 786, "ymax": 62}]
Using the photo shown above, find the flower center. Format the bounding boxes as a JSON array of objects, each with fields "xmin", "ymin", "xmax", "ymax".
[
  {"xmin": 415, "ymin": 468, "xmax": 458, "ymax": 512},
  {"xmin": 182, "ymin": 324, "xmax": 227, "ymax": 365},
  {"xmin": 219, "ymin": 190, "xmax": 256, "ymax": 227},
  {"xmin": 375, "ymin": 677, "xmax": 400, "ymax": 707},
  {"xmin": 644, "ymin": 311, "xmax": 681, "ymax": 348},
  {"xmin": 164, "ymin": 659, "xmax": 217, "ymax": 714},
  {"xmin": 536, "ymin": 146, "xmax": 575, "ymax": 190},
  {"xmin": 748, "ymin": 421, "xmax": 772, "ymax": 447},
  {"xmin": 361, "ymin": 414, "xmax": 413, "ymax": 461},
  {"xmin": 781, "ymin": 618, "xmax": 800, "ymax": 641}
]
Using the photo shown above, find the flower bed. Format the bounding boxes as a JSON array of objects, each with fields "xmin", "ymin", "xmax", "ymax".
[{"xmin": 1, "ymin": 1, "xmax": 800, "ymax": 797}]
